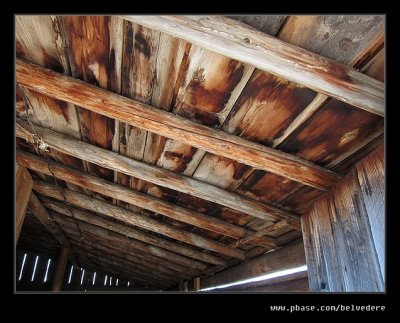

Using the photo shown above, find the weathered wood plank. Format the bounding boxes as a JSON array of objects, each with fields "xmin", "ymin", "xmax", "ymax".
[
  {"xmin": 16, "ymin": 59, "xmax": 342, "ymax": 190},
  {"xmin": 16, "ymin": 120, "xmax": 301, "ymax": 228},
  {"xmin": 201, "ymin": 239, "xmax": 306, "ymax": 290},
  {"xmin": 280, "ymin": 100, "xmax": 383, "ymax": 167},
  {"xmin": 16, "ymin": 162, "xmax": 244, "ymax": 259},
  {"xmin": 302, "ymin": 162, "xmax": 384, "ymax": 291},
  {"xmin": 122, "ymin": 16, "xmax": 384, "ymax": 116},
  {"xmin": 63, "ymin": 16, "xmax": 122, "ymax": 182},
  {"xmin": 355, "ymin": 145, "xmax": 384, "ymax": 281},
  {"xmin": 229, "ymin": 15, "xmax": 287, "ymax": 36},
  {"xmin": 279, "ymin": 16, "xmax": 384, "ymax": 66},
  {"xmin": 16, "ymin": 166, "xmax": 32, "ymax": 242},
  {"xmin": 41, "ymin": 197, "xmax": 218, "ymax": 268}
]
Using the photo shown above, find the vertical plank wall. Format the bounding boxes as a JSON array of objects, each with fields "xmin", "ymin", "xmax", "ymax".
[{"xmin": 302, "ymin": 145, "xmax": 384, "ymax": 292}]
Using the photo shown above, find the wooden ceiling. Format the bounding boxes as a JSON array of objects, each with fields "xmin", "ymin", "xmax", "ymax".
[{"xmin": 15, "ymin": 15, "xmax": 384, "ymax": 290}]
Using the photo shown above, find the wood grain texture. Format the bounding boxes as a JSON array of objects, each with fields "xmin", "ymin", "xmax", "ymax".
[
  {"xmin": 63, "ymin": 16, "xmax": 122, "ymax": 182},
  {"xmin": 123, "ymin": 16, "xmax": 384, "ymax": 116},
  {"xmin": 279, "ymin": 16, "xmax": 384, "ymax": 66},
  {"xmin": 16, "ymin": 119, "xmax": 301, "ymax": 227},
  {"xmin": 16, "ymin": 59, "xmax": 342, "ymax": 190},
  {"xmin": 355, "ymin": 145, "xmax": 384, "ymax": 280},
  {"xmin": 16, "ymin": 166, "xmax": 32, "ymax": 242},
  {"xmin": 201, "ymin": 239, "xmax": 305, "ymax": 289},
  {"xmin": 228, "ymin": 16, "xmax": 287, "ymax": 36},
  {"xmin": 302, "ymin": 147, "xmax": 384, "ymax": 291}
]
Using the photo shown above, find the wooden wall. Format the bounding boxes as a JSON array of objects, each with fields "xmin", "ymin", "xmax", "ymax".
[{"xmin": 302, "ymin": 145, "xmax": 384, "ymax": 292}]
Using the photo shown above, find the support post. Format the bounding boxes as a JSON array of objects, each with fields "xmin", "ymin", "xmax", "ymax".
[
  {"xmin": 52, "ymin": 247, "xmax": 70, "ymax": 291},
  {"xmin": 16, "ymin": 164, "xmax": 32, "ymax": 242}
]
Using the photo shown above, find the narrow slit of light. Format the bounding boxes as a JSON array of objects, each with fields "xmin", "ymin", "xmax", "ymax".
[
  {"xmin": 104, "ymin": 275, "xmax": 108, "ymax": 286},
  {"xmin": 92, "ymin": 272, "xmax": 96, "ymax": 285},
  {"xmin": 80, "ymin": 269, "xmax": 85, "ymax": 285},
  {"xmin": 109, "ymin": 277, "xmax": 112, "ymax": 286},
  {"xmin": 43, "ymin": 259, "xmax": 51, "ymax": 282},
  {"xmin": 127, "ymin": 281, "xmax": 130, "ymax": 287},
  {"xmin": 18, "ymin": 253, "xmax": 27, "ymax": 281},
  {"xmin": 31, "ymin": 256, "xmax": 39, "ymax": 282},
  {"xmin": 199, "ymin": 265, "xmax": 308, "ymax": 292},
  {"xmin": 116, "ymin": 278, "xmax": 119, "ymax": 286},
  {"xmin": 68, "ymin": 265, "xmax": 74, "ymax": 284}
]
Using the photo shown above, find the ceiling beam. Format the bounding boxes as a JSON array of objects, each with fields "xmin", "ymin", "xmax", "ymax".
[
  {"xmin": 122, "ymin": 16, "xmax": 384, "ymax": 116},
  {"xmin": 16, "ymin": 59, "xmax": 342, "ymax": 190},
  {"xmin": 18, "ymin": 170, "xmax": 245, "ymax": 260},
  {"xmin": 16, "ymin": 118, "xmax": 300, "ymax": 229},
  {"xmin": 16, "ymin": 151, "xmax": 269, "ymax": 257},
  {"xmin": 201, "ymin": 239, "xmax": 306, "ymax": 290}
]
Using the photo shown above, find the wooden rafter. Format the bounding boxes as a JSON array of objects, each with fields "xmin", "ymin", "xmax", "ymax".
[
  {"xmin": 17, "ymin": 149, "xmax": 284, "ymax": 250},
  {"xmin": 41, "ymin": 197, "xmax": 224, "ymax": 267},
  {"xmin": 16, "ymin": 118, "xmax": 301, "ymax": 228},
  {"xmin": 21, "ymin": 174, "xmax": 245, "ymax": 259},
  {"xmin": 16, "ymin": 59, "xmax": 342, "ymax": 190},
  {"xmin": 121, "ymin": 16, "xmax": 384, "ymax": 116}
]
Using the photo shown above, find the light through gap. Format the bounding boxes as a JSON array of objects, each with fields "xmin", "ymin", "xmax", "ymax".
[
  {"xmin": 127, "ymin": 281, "xmax": 130, "ymax": 287},
  {"xmin": 199, "ymin": 265, "xmax": 308, "ymax": 291},
  {"xmin": 68, "ymin": 265, "xmax": 73, "ymax": 284},
  {"xmin": 104, "ymin": 275, "xmax": 108, "ymax": 286},
  {"xmin": 80, "ymin": 269, "xmax": 85, "ymax": 285},
  {"xmin": 18, "ymin": 253, "xmax": 27, "ymax": 281},
  {"xmin": 31, "ymin": 255, "xmax": 39, "ymax": 282},
  {"xmin": 116, "ymin": 278, "xmax": 118, "ymax": 286},
  {"xmin": 110, "ymin": 277, "xmax": 112, "ymax": 286},
  {"xmin": 92, "ymin": 272, "xmax": 96, "ymax": 285},
  {"xmin": 43, "ymin": 259, "xmax": 51, "ymax": 282}
]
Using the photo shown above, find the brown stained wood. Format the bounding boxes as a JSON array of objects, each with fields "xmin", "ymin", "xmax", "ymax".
[
  {"xmin": 229, "ymin": 16, "xmax": 287, "ymax": 36},
  {"xmin": 16, "ymin": 120, "xmax": 302, "ymax": 227},
  {"xmin": 120, "ymin": 21, "xmax": 160, "ymax": 163},
  {"xmin": 355, "ymin": 145, "xmax": 384, "ymax": 280},
  {"xmin": 16, "ymin": 16, "xmax": 70, "ymax": 73},
  {"xmin": 63, "ymin": 16, "xmax": 122, "ymax": 182},
  {"xmin": 223, "ymin": 70, "xmax": 317, "ymax": 145},
  {"xmin": 201, "ymin": 239, "xmax": 306, "ymax": 290},
  {"xmin": 173, "ymin": 46, "xmax": 253, "ymax": 127},
  {"xmin": 16, "ymin": 166, "xmax": 32, "ymax": 242},
  {"xmin": 123, "ymin": 16, "xmax": 384, "ymax": 116},
  {"xmin": 52, "ymin": 247, "xmax": 70, "ymax": 291},
  {"xmin": 279, "ymin": 16, "xmax": 384, "ymax": 67},
  {"xmin": 361, "ymin": 48, "xmax": 384, "ymax": 82},
  {"xmin": 236, "ymin": 171, "xmax": 302, "ymax": 205},
  {"xmin": 280, "ymin": 100, "xmax": 383, "ymax": 167},
  {"xmin": 16, "ymin": 59, "xmax": 342, "ymax": 190},
  {"xmin": 192, "ymin": 154, "xmax": 253, "ymax": 191},
  {"xmin": 42, "ymin": 197, "xmax": 221, "ymax": 267},
  {"xmin": 28, "ymin": 192, "xmax": 69, "ymax": 247},
  {"xmin": 20, "ymin": 170, "xmax": 245, "ymax": 259},
  {"xmin": 151, "ymin": 46, "xmax": 254, "ymax": 176}
]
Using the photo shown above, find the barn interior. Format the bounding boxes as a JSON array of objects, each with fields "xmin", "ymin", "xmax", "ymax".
[{"xmin": 15, "ymin": 15, "xmax": 384, "ymax": 292}]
